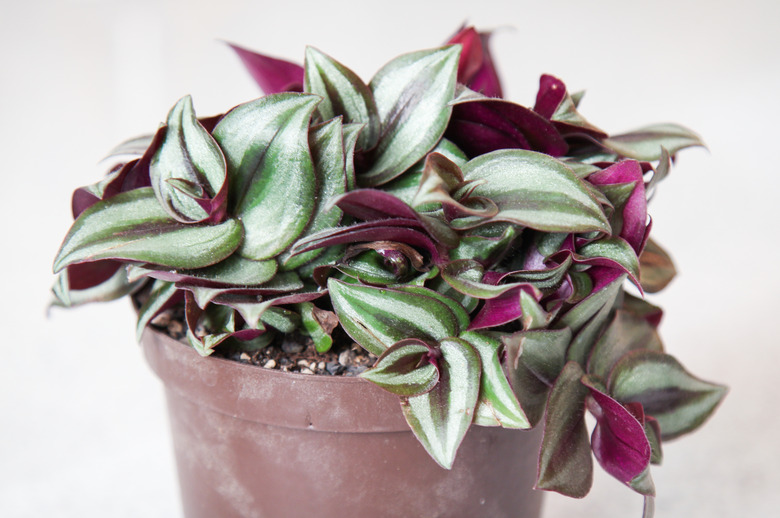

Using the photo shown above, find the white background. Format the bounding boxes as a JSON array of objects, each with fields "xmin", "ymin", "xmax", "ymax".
[{"xmin": 2, "ymin": 0, "xmax": 778, "ymax": 516}]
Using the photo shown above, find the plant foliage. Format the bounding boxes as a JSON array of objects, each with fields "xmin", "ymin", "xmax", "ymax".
[{"xmin": 52, "ymin": 25, "xmax": 725, "ymax": 516}]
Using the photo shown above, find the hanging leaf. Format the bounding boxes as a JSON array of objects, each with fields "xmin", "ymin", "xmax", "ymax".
[
  {"xmin": 503, "ymin": 328, "xmax": 572, "ymax": 387},
  {"xmin": 536, "ymin": 361, "xmax": 593, "ymax": 497},
  {"xmin": 361, "ymin": 338, "xmax": 439, "ymax": 396},
  {"xmin": 51, "ymin": 265, "xmax": 144, "ymax": 309},
  {"xmin": 639, "ymin": 237, "xmax": 677, "ymax": 293},
  {"xmin": 213, "ymin": 93, "xmax": 320, "ymax": 260},
  {"xmin": 401, "ymin": 337, "xmax": 481, "ymax": 469},
  {"xmin": 602, "ymin": 123, "xmax": 704, "ymax": 161},
  {"xmin": 608, "ymin": 350, "xmax": 727, "ymax": 440},
  {"xmin": 587, "ymin": 310, "xmax": 664, "ymax": 380},
  {"xmin": 135, "ymin": 280, "xmax": 181, "ymax": 341},
  {"xmin": 362, "ymin": 45, "xmax": 460, "ymax": 186},
  {"xmin": 583, "ymin": 377, "xmax": 655, "ymax": 495}
]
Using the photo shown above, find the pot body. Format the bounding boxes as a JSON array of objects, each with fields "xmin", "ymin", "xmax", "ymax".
[{"xmin": 143, "ymin": 329, "xmax": 545, "ymax": 518}]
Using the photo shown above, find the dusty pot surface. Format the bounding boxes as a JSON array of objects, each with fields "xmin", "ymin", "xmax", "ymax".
[{"xmin": 143, "ymin": 328, "xmax": 545, "ymax": 518}]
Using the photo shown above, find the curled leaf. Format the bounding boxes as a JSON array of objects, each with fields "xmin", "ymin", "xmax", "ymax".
[{"xmin": 361, "ymin": 338, "xmax": 439, "ymax": 396}]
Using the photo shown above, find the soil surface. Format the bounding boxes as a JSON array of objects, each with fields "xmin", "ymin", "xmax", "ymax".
[{"xmin": 148, "ymin": 308, "xmax": 377, "ymax": 377}]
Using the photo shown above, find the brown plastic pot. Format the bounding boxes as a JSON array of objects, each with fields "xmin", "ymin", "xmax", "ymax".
[{"xmin": 142, "ymin": 328, "xmax": 545, "ymax": 518}]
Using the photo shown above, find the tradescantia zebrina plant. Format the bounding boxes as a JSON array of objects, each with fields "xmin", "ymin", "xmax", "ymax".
[{"xmin": 53, "ymin": 26, "xmax": 725, "ymax": 516}]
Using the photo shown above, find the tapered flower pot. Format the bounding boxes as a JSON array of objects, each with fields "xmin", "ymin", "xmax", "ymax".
[{"xmin": 142, "ymin": 328, "xmax": 545, "ymax": 518}]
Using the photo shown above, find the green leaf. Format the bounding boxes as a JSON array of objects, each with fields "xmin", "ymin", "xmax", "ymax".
[
  {"xmin": 360, "ymin": 338, "xmax": 439, "ymax": 396},
  {"xmin": 281, "ymin": 118, "xmax": 348, "ymax": 270},
  {"xmin": 304, "ymin": 47, "xmax": 380, "ymax": 150},
  {"xmin": 504, "ymin": 329, "xmax": 572, "ymax": 387},
  {"xmin": 602, "ymin": 123, "xmax": 704, "ymax": 161},
  {"xmin": 327, "ymin": 279, "xmax": 462, "ymax": 356},
  {"xmin": 297, "ymin": 302, "xmax": 338, "ymax": 353},
  {"xmin": 459, "ymin": 150, "xmax": 610, "ymax": 233},
  {"xmin": 383, "ymin": 138, "xmax": 468, "ymax": 204},
  {"xmin": 502, "ymin": 347, "xmax": 551, "ymax": 427},
  {"xmin": 53, "ymin": 188, "xmax": 243, "ymax": 272},
  {"xmin": 260, "ymin": 306, "xmax": 301, "ymax": 333},
  {"xmin": 135, "ymin": 280, "xmax": 179, "ymax": 342},
  {"xmin": 441, "ymin": 259, "xmax": 543, "ymax": 301},
  {"xmin": 342, "ymin": 123, "xmax": 363, "ymax": 192},
  {"xmin": 536, "ymin": 361, "xmax": 593, "ymax": 498},
  {"xmin": 520, "ymin": 291, "xmax": 553, "ymax": 330},
  {"xmin": 362, "ymin": 45, "xmax": 460, "ymax": 186},
  {"xmin": 181, "ymin": 254, "xmax": 278, "ymax": 287},
  {"xmin": 461, "ymin": 331, "xmax": 530, "ymax": 429},
  {"xmin": 558, "ymin": 274, "xmax": 625, "ymax": 333},
  {"xmin": 451, "ymin": 224, "xmax": 517, "ymax": 265},
  {"xmin": 639, "ymin": 237, "xmax": 677, "ymax": 293},
  {"xmin": 150, "ymin": 96, "xmax": 226, "ymax": 222},
  {"xmin": 566, "ymin": 284, "xmax": 623, "ymax": 366},
  {"xmin": 392, "ymin": 284, "xmax": 470, "ymax": 333},
  {"xmin": 587, "ymin": 310, "xmax": 664, "ymax": 380},
  {"xmin": 401, "ymin": 337, "xmax": 480, "ymax": 469},
  {"xmin": 51, "ymin": 265, "xmax": 143, "ymax": 309},
  {"xmin": 578, "ymin": 237, "xmax": 641, "ymax": 287},
  {"xmin": 213, "ymin": 93, "xmax": 320, "ymax": 260},
  {"xmin": 608, "ymin": 351, "xmax": 727, "ymax": 440}
]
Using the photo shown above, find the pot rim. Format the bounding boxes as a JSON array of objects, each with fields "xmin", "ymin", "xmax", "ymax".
[{"xmin": 142, "ymin": 327, "xmax": 411, "ymax": 433}]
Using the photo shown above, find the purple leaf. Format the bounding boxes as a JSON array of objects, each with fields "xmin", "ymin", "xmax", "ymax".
[
  {"xmin": 468, "ymin": 283, "xmax": 541, "ymax": 330},
  {"xmin": 332, "ymin": 189, "xmax": 458, "ymax": 248},
  {"xmin": 446, "ymin": 26, "xmax": 503, "ymax": 98},
  {"xmin": 446, "ymin": 98, "xmax": 567, "ymax": 158},
  {"xmin": 534, "ymin": 74, "xmax": 607, "ymax": 139},
  {"xmin": 227, "ymin": 42, "xmax": 304, "ymax": 94},
  {"xmin": 71, "ymin": 128, "xmax": 163, "ymax": 218},
  {"xmin": 588, "ymin": 161, "xmax": 648, "ymax": 254},
  {"xmin": 291, "ymin": 219, "xmax": 445, "ymax": 265},
  {"xmin": 332, "ymin": 189, "xmax": 419, "ymax": 221},
  {"xmin": 583, "ymin": 377, "xmax": 654, "ymax": 494},
  {"xmin": 65, "ymin": 260, "xmax": 122, "ymax": 290}
]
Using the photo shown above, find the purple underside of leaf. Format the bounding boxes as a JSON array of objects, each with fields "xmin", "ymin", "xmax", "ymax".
[
  {"xmin": 446, "ymin": 118, "xmax": 528, "ymax": 156},
  {"xmin": 333, "ymin": 189, "xmax": 419, "ymax": 221},
  {"xmin": 466, "ymin": 271, "xmax": 542, "ymax": 330},
  {"xmin": 66, "ymin": 260, "xmax": 122, "ymax": 290},
  {"xmin": 588, "ymin": 161, "xmax": 648, "ymax": 254},
  {"xmin": 533, "ymin": 75, "xmax": 606, "ymax": 139},
  {"xmin": 228, "ymin": 43, "xmax": 304, "ymax": 94},
  {"xmin": 469, "ymin": 33, "xmax": 502, "ymax": 98},
  {"xmin": 71, "ymin": 187, "xmax": 102, "ymax": 219},
  {"xmin": 534, "ymin": 74, "xmax": 565, "ymax": 119},
  {"xmin": 446, "ymin": 101, "xmax": 567, "ymax": 158},
  {"xmin": 550, "ymin": 242, "xmax": 641, "ymax": 294},
  {"xmin": 135, "ymin": 268, "xmax": 287, "ymax": 292},
  {"xmin": 585, "ymin": 380, "xmax": 652, "ymax": 487},
  {"xmin": 447, "ymin": 26, "xmax": 484, "ymax": 85},
  {"xmin": 588, "ymin": 265, "xmax": 625, "ymax": 292},
  {"xmin": 292, "ymin": 220, "xmax": 444, "ymax": 264},
  {"xmin": 214, "ymin": 290, "xmax": 324, "ymax": 308},
  {"xmin": 72, "ymin": 127, "xmax": 165, "ymax": 218},
  {"xmin": 446, "ymin": 27, "xmax": 503, "ymax": 98}
]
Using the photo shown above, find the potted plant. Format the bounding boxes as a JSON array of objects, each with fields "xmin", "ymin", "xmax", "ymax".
[{"xmin": 52, "ymin": 26, "xmax": 726, "ymax": 518}]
